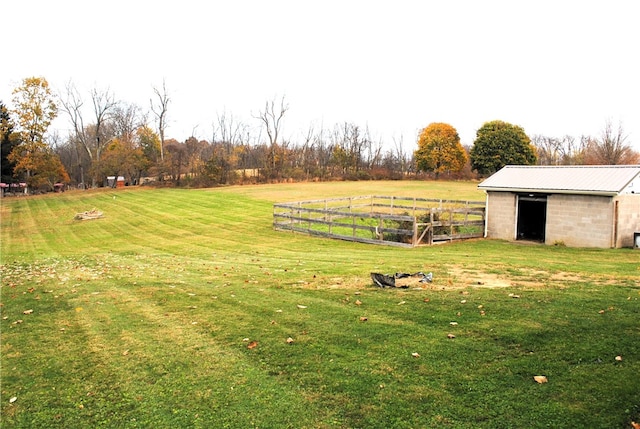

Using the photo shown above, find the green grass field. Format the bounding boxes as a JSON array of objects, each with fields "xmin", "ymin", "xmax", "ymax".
[{"xmin": 1, "ymin": 181, "xmax": 639, "ymax": 428}]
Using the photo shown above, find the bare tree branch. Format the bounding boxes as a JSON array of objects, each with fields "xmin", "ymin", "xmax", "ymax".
[{"xmin": 151, "ymin": 79, "xmax": 170, "ymax": 161}]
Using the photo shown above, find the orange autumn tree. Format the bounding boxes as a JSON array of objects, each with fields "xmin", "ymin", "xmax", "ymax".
[
  {"xmin": 414, "ymin": 122, "xmax": 467, "ymax": 178},
  {"xmin": 8, "ymin": 76, "xmax": 70, "ymax": 191}
]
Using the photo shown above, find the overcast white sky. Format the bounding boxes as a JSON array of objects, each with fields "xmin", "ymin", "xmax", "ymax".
[{"xmin": 2, "ymin": 0, "xmax": 639, "ymax": 151}]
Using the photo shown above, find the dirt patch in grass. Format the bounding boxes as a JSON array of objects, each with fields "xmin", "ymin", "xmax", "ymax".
[
  {"xmin": 443, "ymin": 266, "xmax": 600, "ymax": 290},
  {"xmin": 299, "ymin": 267, "xmax": 631, "ymax": 292},
  {"xmin": 311, "ymin": 270, "xmax": 533, "ymax": 291},
  {"xmin": 549, "ymin": 272, "xmax": 584, "ymax": 282},
  {"xmin": 443, "ymin": 267, "xmax": 514, "ymax": 289},
  {"xmin": 441, "ymin": 266, "xmax": 618, "ymax": 290}
]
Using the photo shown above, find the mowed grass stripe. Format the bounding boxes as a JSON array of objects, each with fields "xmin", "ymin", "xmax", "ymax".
[
  {"xmin": 6, "ymin": 277, "xmax": 327, "ymax": 427},
  {"xmin": 3, "ymin": 198, "xmax": 55, "ymax": 258},
  {"xmin": 98, "ymin": 190, "xmax": 274, "ymax": 253}
]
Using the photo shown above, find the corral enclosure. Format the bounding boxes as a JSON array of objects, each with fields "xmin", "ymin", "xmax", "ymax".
[{"xmin": 273, "ymin": 195, "xmax": 486, "ymax": 247}]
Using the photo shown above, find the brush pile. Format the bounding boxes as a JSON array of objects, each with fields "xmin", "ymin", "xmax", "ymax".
[{"xmin": 74, "ymin": 208, "xmax": 104, "ymax": 220}]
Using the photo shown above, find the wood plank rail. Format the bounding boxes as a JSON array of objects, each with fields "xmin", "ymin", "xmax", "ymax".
[{"xmin": 273, "ymin": 195, "xmax": 485, "ymax": 247}]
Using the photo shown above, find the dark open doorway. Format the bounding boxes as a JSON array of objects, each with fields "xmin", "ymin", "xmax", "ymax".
[{"xmin": 517, "ymin": 194, "xmax": 547, "ymax": 242}]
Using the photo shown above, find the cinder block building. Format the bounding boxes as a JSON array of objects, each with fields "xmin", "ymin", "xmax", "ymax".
[{"xmin": 478, "ymin": 165, "xmax": 640, "ymax": 248}]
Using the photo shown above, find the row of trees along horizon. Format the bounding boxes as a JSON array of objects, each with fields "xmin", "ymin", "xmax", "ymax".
[{"xmin": 2, "ymin": 77, "xmax": 639, "ymax": 193}]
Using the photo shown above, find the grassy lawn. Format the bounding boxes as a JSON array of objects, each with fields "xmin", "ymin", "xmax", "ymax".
[{"xmin": 1, "ymin": 181, "xmax": 639, "ymax": 428}]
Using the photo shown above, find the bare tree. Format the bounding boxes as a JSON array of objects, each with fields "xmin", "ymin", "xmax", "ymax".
[
  {"xmin": 59, "ymin": 81, "xmax": 90, "ymax": 186},
  {"xmin": 212, "ymin": 110, "xmax": 247, "ymax": 146},
  {"xmin": 59, "ymin": 82, "xmax": 118, "ymax": 186},
  {"xmin": 151, "ymin": 80, "xmax": 170, "ymax": 161},
  {"xmin": 297, "ymin": 124, "xmax": 318, "ymax": 179},
  {"xmin": 584, "ymin": 120, "xmax": 637, "ymax": 165},
  {"xmin": 254, "ymin": 95, "xmax": 289, "ymax": 178},
  {"xmin": 90, "ymin": 87, "xmax": 118, "ymax": 163},
  {"xmin": 255, "ymin": 95, "xmax": 289, "ymax": 147},
  {"xmin": 112, "ymin": 103, "xmax": 142, "ymax": 147},
  {"xmin": 361, "ymin": 126, "xmax": 383, "ymax": 170},
  {"xmin": 533, "ymin": 134, "xmax": 587, "ymax": 165},
  {"xmin": 392, "ymin": 134, "xmax": 410, "ymax": 175}
]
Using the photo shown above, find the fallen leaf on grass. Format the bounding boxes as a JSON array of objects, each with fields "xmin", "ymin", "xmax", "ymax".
[
  {"xmin": 122, "ymin": 350, "xmax": 129, "ymax": 356},
  {"xmin": 533, "ymin": 375, "xmax": 548, "ymax": 384},
  {"xmin": 23, "ymin": 309, "xmax": 33, "ymax": 315},
  {"xmin": 615, "ymin": 355, "xmax": 623, "ymax": 361},
  {"xmin": 296, "ymin": 305, "xmax": 307, "ymax": 309},
  {"xmin": 398, "ymin": 301, "xmax": 406, "ymax": 305},
  {"xmin": 450, "ymin": 322, "xmax": 458, "ymax": 326},
  {"xmin": 447, "ymin": 334, "xmax": 456, "ymax": 339},
  {"xmin": 355, "ymin": 300, "xmax": 362, "ymax": 306},
  {"xmin": 359, "ymin": 316, "xmax": 368, "ymax": 322},
  {"xmin": 598, "ymin": 310, "xmax": 605, "ymax": 314},
  {"xmin": 286, "ymin": 337, "xmax": 294, "ymax": 344},
  {"xmin": 247, "ymin": 341, "xmax": 258, "ymax": 349},
  {"xmin": 411, "ymin": 352, "xmax": 420, "ymax": 358},
  {"xmin": 9, "ymin": 396, "xmax": 17, "ymax": 404},
  {"xmin": 509, "ymin": 293, "xmax": 521, "ymax": 299}
]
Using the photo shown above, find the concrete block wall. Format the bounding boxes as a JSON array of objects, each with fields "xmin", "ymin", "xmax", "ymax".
[
  {"xmin": 485, "ymin": 192, "xmax": 516, "ymax": 240},
  {"xmin": 545, "ymin": 194, "xmax": 613, "ymax": 248},
  {"xmin": 615, "ymin": 194, "xmax": 640, "ymax": 248}
]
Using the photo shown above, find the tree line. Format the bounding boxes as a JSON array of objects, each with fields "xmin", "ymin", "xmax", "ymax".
[{"xmin": 2, "ymin": 77, "xmax": 638, "ymax": 193}]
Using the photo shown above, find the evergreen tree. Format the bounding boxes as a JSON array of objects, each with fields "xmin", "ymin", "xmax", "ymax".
[{"xmin": 1, "ymin": 101, "xmax": 21, "ymax": 183}]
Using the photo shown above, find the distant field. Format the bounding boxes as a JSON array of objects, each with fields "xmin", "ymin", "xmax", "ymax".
[{"xmin": 1, "ymin": 181, "xmax": 639, "ymax": 428}]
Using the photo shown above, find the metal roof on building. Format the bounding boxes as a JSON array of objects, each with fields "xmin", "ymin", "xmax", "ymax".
[{"xmin": 478, "ymin": 165, "xmax": 640, "ymax": 196}]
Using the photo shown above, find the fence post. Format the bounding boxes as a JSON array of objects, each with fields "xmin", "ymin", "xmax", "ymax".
[
  {"xmin": 429, "ymin": 209, "xmax": 434, "ymax": 245},
  {"xmin": 449, "ymin": 210, "xmax": 453, "ymax": 241},
  {"xmin": 324, "ymin": 199, "xmax": 328, "ymax": 223},
  {"xmin": 352, "ymin": 214, "xmax": 356, "ymax": 238}
]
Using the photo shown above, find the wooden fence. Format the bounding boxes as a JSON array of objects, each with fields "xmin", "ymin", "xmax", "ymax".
[{"xmin": 273, "ymin": 195, "xmax": 486, "ymax": 247}]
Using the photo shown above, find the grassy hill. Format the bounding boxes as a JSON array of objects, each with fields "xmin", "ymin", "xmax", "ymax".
[{"xmin": 1, "ymin": 182, "xmax": 639, "ymax": 428}]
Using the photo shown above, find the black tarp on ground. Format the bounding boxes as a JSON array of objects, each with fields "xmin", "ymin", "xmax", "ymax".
[{"xmin": 370, "ymin": 272, "xmax": 432, "ymax": 288}]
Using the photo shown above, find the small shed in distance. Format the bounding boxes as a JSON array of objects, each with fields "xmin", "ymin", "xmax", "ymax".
[
  {"xmin": 478, "ymin": 165, "xmax": 640, "ymax": 248},
  {"xmin": 107, "ymin": 176, "xmax": 126, "ymax": 188}
]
